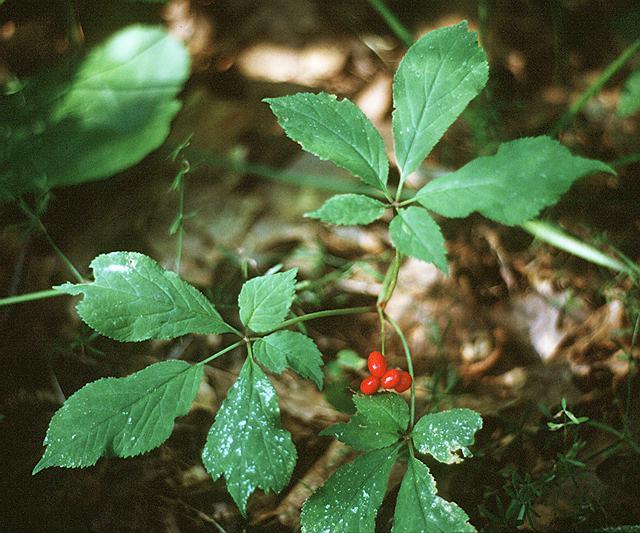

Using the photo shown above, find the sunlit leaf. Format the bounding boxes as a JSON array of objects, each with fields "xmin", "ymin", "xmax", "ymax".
[
  {"xmin": 253, "ymin": 330, "xmax": 324, "ymax": 389},
  {"xmin": 56, "ymin": 252, "xmax": 232, "ymax": 341},
  {"xmin": 265, "ymin": 92, "xmax": 389, "ymax": 191},
  {"xmin": 416, "ymin": 136, "xmax": 614, "ymax": 225},
  {"xmin": 300, "ymin": 446, "xmax": 398, "ymax": 532},
  {"xmin": 389, "ymin": 206, "xmax": 448, "ymax": 272},
  {"xmin": 202, "ymin": 357, "xmax": 296, "ymax": 515},
  {"xmin": 392, "ymin": 456, "xmax": 474, "ymax": 532},
  {"xmin": 393, "ymin": 21, "xmax": 488, "ymax": 181},
  {"xmin": 412, "ymin": 408, "xmax": 482, "ymax": 464},
  {"xmin": 306, "ymin": 193, "xmax": 387, "ymax": 225},
  {"xmin": 33, "ymin": 360, "xmax": 203, "ymax": 473},
  {"xmin": 321, "ymin": 392, "xmax": 408, "ymax": 450},
  {"xmin": 238, "ymin": 268, "xmax": 297, "ymax": 333},
  {"xmin": 1, "ymin": 25, "xmax": 189, "ymax": 202}
]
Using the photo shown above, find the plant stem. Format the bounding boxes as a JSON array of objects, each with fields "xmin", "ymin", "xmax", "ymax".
[
  {"xmin": 174, "ymin": 168, "xmax": 186, "ymax": 274},
  {"xmin": 586, "ymin": 419, "xmax": 640, "ymax": 455},
  {"xmin": 377, "ymin": 249, "xmax": 401, "ymax": 309},
  {"xmin": 0, "ymin": 288, "xmax": 63, "ymax": 307},
  {"xmin": 551, "ymin": 35, "xmax": 640, "ymax": 136},
  {"xmin": 271, "ymin": 306, "xmax": 375, "ymax": 332},
  {"xmin": 198, "ymin": 340, "xmax": 244, "ymax": 366},
  {"xmin": 522, "ymin": 220, "xmax": 631, "ymax": 274},
  {"xmin": 18, "ymin": 199, "xmax": 85, "ymax": 283},
  {"xmin": 366, "ymin": 0, "xmax": 414, "ymax": 48},
  {"xmin": 609, "ymin": 152, "xmax": 640, "ymax": 168},
  {"xmin": 385, "ymin": 312, "xmax": 415, "ymax": 429}
]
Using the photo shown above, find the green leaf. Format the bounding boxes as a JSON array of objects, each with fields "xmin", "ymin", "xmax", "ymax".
[
  {"xmin": 618, "ymin": 69, "xmax": 640, "ymax": 117},
  {"xmin": 392, "ymin": 456, "xmax": 474, "ymax": 533},
  {"xmin": 393, "ymin": 21, "xmax": 488, "ymax": 181},
  {"xmin": 412, "ymin": 408, "xmax": 482, "ymax": 464},
  {"xmin": 56, "ymin": 252, "xmax": 232, "ymax": 341},
  {"xmin": 265, "ymin": 92, "xmax": 389, "ymax": 191},
  {"xmin": 33, "ymin": 360, "xmax": 203, "ymax": 473},
  {"xmin": 202, "ymin": 357, "xmax": 296, "ymax": 515},
  {"xmin": 1, "ymin": 25, "xmax": 189, "ymax": 202},
  {"xmin": 238, "ymin": 268, "xmax": 297, "ymax": 333},
  {"xmin": 321, "ymin": 392, "xmax": 409, "ymax": 451},
  {"xmin": 253, "ymin": 330, "xmax": 324, "ymax": 389},
  {"xmin": 416, "ymin": 136, "xmax": 614, "ymax": 225},
  {"xmin": 300, "ymin": 446, "xmax": 398, "ymax": 533},
  {"xmin": 389, "ymin": 207, "xmax": 448, "ymax": 272},
  {"xmin": 306, "ymin": 193, "xmax": 387, "ymax": 225}
]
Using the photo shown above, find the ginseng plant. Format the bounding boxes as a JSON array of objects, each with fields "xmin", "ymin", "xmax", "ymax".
[{"xmin": 32, "ymin": 21, "xmax": 613, "ymax": 532}]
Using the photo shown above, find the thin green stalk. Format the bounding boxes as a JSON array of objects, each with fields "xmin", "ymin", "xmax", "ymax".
[
  {"xmin": 377, "ymin": 249, "xmax": 401, "ymax": 309},
  {"xmin": 18, "ymin": 199, "xmax": 85, "ymax": 283},
  {"xmin": 586, "ymin": 419, "xmax": 640, "ymax": 454},
  {"xmin": 0, "ymin": 288, "xmax": 63, "ymax": 307},
  {"xmin": 198, "ymin": 340, "xmax": 244, "ymax": 366},
  {"xmin": 522, "ymin": 220, "xmax": 630, "ymax": 275},
  {"xmin": 377, "ymin": 306, "xmax": 386, "ymax": 354},
  {"xmin": 385, "ymin": 312, "xmax": 415, "ymax": 429},
  {"xmin": 366, "ymin": 0, "xmax": 414, "ymax": 48},
  {"xmin": 175, "ymin": 173, "xmax": 186, "ymax": 274},
  {"xmin": 271, "ymin": 306, "xmax": 375, "ymax": 333},
  {"xmin": 551, "ymin": 35, "xmax": 640, "ymax": 136},
  {"xmin": 609, "ymin": 152, "xmax": 640, "ymax": 168}
]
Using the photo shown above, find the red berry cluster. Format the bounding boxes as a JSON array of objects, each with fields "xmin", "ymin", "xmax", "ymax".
[{"xmin": 360, "ymin": 351, "xmax": 412, "ymax": 395}]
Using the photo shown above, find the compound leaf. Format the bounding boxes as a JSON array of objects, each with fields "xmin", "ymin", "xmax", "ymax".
[
  {"xmin": 56, "ymin": 252, "xmax": 232, "ymax": 341},
  {"xmin": 253, "ymin": 330, "xmax": 324, "ymax": 389},
  {"xmin": 412, "ymin": 408, "xmax": 482, "ymax": 464},
  {"xmin": 33, "ymin": 360, "xmax": 203, "ymax": 474},
  {"xmin": 321, "ymin": 392, "xmax": 409, "ymax": 451},
  {"xmin": 265, "ymin": 92, "xmax": 389, "ymax": 191},
  {"xmin": 202, "ymin": 357, "xmax": 296, "ymax": 515},
  {"xmin": 300, "ymin": 446, "xmax": 398, "ymax": 533},
  {"xmin": 392, "ymin": 456, "xmax": 474, "ymax": 533},
  {"xmin": 618, "ymin": 69, "xmax": 640, "ymax": 117},
  {"xmin": 1, "ymin": 25, "xmax": 189, "ymax": 202},
  {"xmin": 393, "ymin": 21, "xmax": 488, "ymax": 182},
  {"xmin": 389, "ymin": 207, "xmax": 447, "ymax": 272},
  {"xmin": 416, "ymin": 136, "xmax": 614, "ymax": 225},
  {"xmin": 238, "ymin": 268, "xmax": 297, "ymax": 333},
  {"xmin": 306, "ymin": 193, "xmax": 387, "ymax": 226}
]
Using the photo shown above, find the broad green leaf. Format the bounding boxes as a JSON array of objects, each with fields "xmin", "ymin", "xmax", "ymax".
[
  {"xmin": 392, "ymin": 456, "xmax": 474, "ymax": 533},
  {"xmin": 300, "ymin": 446, "xmax": 398, "ymax": 533},
  {"xmin": 306, "ymin": 193, "xmax": 387, "ymax": 225},
  {"xmin": 253, "ymin": 330, "xmax": 324, "ymax": 389},
  {"xmin": 412, "ymin": 408, "xmax": 482, "ymax": 464},
  {"xmin": 238, "ymin": 268, "xmax": 297, "ymax": 333},
  {"xmin": 393, "ymin": 21, "xmax": 488, "ymax": 181},
  {"xmin": 389, "ymin": 207, "xmax": 448, "ymax": 272},
  {"xmin": 265, "ymin": 92, "xmax": 389, "ymax": 191},
  {"xmin": 321, "ymin": 392, "xmax": 409, "ymax": 451},
  {"xmin": 33, "ymin": 360, "xmax": 203, "ymax": 473},
  {"xmin": 56, "ymin": 252, "xmax": 232, "ymax": 341},
  {"xmin": 1, "ymin": 25, "xmax": 189, "ymax": 202},
  {"xmin": 202, "ymin": 357, "xmax": 296, "ymax": 515},
  {"xmin": 618, "ymin": 69, "xmax": 640, "ymax": 117},
  {"xmin": 416, "ymin": 136, "xmax": 614, "ymax": 225}
]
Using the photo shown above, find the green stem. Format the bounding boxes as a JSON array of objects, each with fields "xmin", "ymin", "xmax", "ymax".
[
  {"xmin": 397, "ymin": 197, "xmax": 417, "ymax": 208},
  {"xmin": 18, "ymin": 199, "xmax": 85, "ymax": 283},
  {"xmin": 198, "ymin": 340, "xmax": 244, "ymax": 366},
  {"xmin": 586, "ymin": 419, "xmax": 640, "ymax": 454},
  {"xmin": 551, "ymin": 35, "xmax": 640, "ymax": 136},
  {"xmin": 175, "ymin": 174, "xmax": 185, "ymax": 274},
  {"xmin": 385, "ymin": 312, "xmax": 415, "ymax": 429},
  {"xmin": 271, "ymin": 306, "xmax": 375, "ymax": 333},
  {"xmin": 522, "ymin": 220, "xmax": 630, "ymax": 275},
  {"xmin": 377, "ymin": 249, "xmax": 401, "ymax": 308},
  {"xmin": 609, "ymin": 152, "xmax": 640, "ymax": 168},
  {"xmin": 0, "ymin": 288, "xmax": 63, "ymax": 307},
  {"xmin": 366, "ymin": 0, "xmax": 414, "ymax": 48}
]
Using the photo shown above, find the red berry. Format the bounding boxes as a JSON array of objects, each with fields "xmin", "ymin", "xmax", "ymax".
[
  {"xmin": 381, "ymin": 368, "xmax": 401, "ymax": 389},
  {"xmin": 395, "ymin": 371, "xmax": 412, "ymax": 393},
  {"xmin": 367, "ymin": 351, "xmax": 387, "ymax": 378},
  {"xmin": 360, "ymin": 375, "xmax": 380, "ymax": 395}
]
